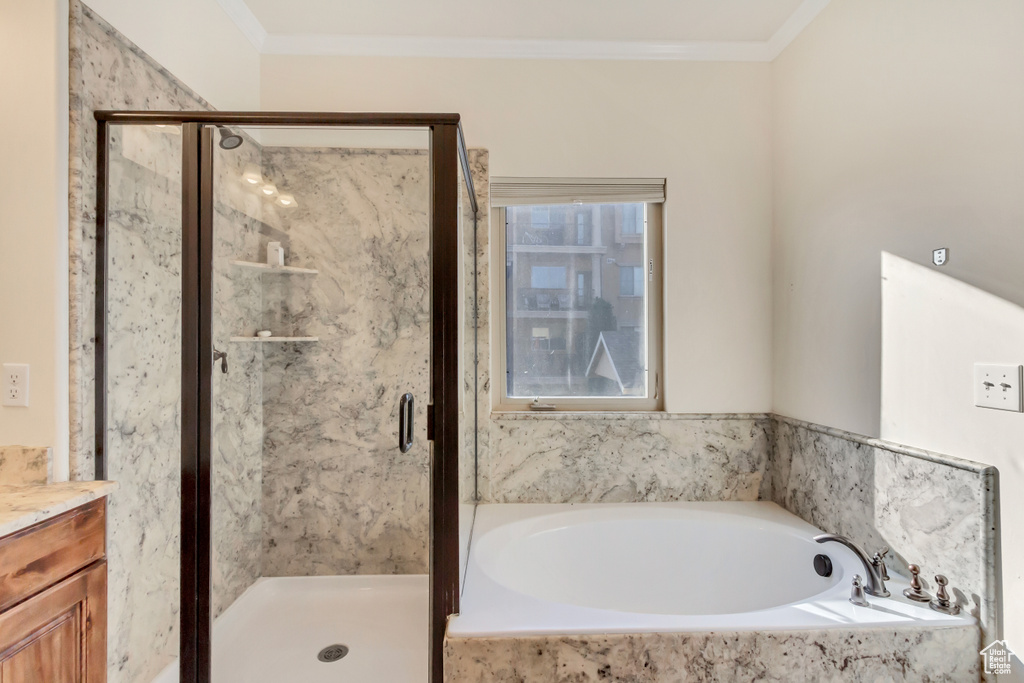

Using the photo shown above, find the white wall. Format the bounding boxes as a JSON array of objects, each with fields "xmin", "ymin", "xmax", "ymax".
[
  {"xmin": 772, "ymin": 0, "xmax": 1024, "ymax": 436},
  {"xmin": 260, "ymin": 57, "xmax": 775, "ymax": 412},
  {"xmin": 0, "ymin": 0, "xmax": 70, "ymax": 480},
  {"xmin": 83, "ymin": 0, "xmax": 260, "ymax": 109},
  {"xmin": 881, "ymin": 252, "xmax": 1023, "ymax": 650}
]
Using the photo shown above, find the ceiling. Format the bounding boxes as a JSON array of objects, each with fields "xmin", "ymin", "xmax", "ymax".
[{"xmin": 217, "ymin": 0, "xmax": 831, "ymax": 61}]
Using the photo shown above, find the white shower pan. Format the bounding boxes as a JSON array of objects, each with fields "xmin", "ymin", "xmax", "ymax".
[{"xmin": 153, "ymin": 575, "xmax": 428, "ymax": 683}]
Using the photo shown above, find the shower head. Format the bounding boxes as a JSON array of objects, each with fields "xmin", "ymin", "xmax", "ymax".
[{"xmin": 218, "ymin": 126, "xmax": 243, "ymax": 150}]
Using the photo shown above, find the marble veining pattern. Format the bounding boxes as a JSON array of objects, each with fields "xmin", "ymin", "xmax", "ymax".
[
  {"xmin": 0, "ymin": 446, "xmax": 52, "ymax": 485},
  {"xmin": 445, "ymin": 626, "xmax": 980, "ymax": 682},
  {"xmin": 0, "ymin": 481, "xmax": 117, "ymax": 537},
  {"xmin": 69, "ymin": 5, "xmax": 264, "ymax": 681},
  {"xmin": 259, "ymin": 147, "xmax": 431, "ymax": 576},
  {"xmin": 484, "ymin": 413, "xmax": 771, "ymax": 503},
  {"xmin": 769, "ymin": 414, "xmax": 999, "ymax": 646}
]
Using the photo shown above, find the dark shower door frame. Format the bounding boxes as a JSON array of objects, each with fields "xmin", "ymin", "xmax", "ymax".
[{"xmin": 93, "ymin": 111, "xmax": 478, "ymax": 683}]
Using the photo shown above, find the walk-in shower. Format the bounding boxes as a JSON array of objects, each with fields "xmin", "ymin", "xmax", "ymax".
[{"xmin": 92, "ymin": 111, "xmax": 478, "ymax": 683}]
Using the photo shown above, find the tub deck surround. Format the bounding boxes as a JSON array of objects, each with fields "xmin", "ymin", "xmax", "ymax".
[
  {"xmin": 769, "ymin": 415, "xmax": 1000, "ymax": 644},
  {"xmin": 0, "ymin": 481, "xmax": 117, "ymax": 537},
  {"xmin": 0, "ymin": 446, "xmax": 52, "ymax": 485},
  {"xmin": 443, "ymin": 626, "xmax": 980, "ymax": 683},
  {"xmin": 483, "ymin": 413, "xmax": 772, "ymax": 504}
]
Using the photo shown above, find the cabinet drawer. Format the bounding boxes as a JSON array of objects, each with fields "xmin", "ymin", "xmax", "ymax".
[{"xmin": 0, "ymin": 500, "xmax": 105, "ymax": 612}]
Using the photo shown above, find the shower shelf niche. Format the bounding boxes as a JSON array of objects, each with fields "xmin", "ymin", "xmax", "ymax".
[
  {"xmin": 229, "ymin": 336, "xmax": 319, "ymax": 343},
  {"xmin": 229, "ymin": 259, "xmax": 319, "ymax": 275}
]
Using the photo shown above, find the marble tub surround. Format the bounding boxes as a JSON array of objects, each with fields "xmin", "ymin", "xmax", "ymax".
[
  {"xmin": 0, "ymin": 481, "xmax": 117, "ymax": 537},
  {"xmin": 259, "ymin": 147, "xmax": 432, "ymax": 576},
  {"xmin": 0, "ymin": 446, "xmax": 52, "ymax": 485},
  {"xmin": 769, "ymin": 414, "xmax": 1000, "ymax": 645},
  {"xmin": 482, "ymin": 413, "xmax": 771, "ymax": 504},
  {"xmin": 444, "ymin": 625, "xmax": 980, "ymax": 683}
]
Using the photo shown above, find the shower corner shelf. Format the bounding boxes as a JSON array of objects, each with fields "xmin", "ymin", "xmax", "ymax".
[
  {"xmin": 229, "ymin": 259, "xmax": 319, "ymax": 275},
  {"xmin": 230, "ymin": 336, "xmax": 319, "ymax": 343}
]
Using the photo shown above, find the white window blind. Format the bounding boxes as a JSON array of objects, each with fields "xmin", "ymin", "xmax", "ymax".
[{"xmin": 491, "ymin": 177, "xmax": 666, "ymax": 207}]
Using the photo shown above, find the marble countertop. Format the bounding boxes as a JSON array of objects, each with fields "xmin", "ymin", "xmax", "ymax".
[{"xmin": 0, "ymin": 481, "xmax": 117, "ymax": 538}]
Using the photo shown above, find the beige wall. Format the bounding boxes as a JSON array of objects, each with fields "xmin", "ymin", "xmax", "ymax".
[
  {"xmin": 772, "ymin": 0, "xmax": 1024, "ymax": 436},
  {"xmin": 880, "ymin": 253, "xmax": 1022, "ymax": 647},
  {"xmin": 0, "ymin": 0, "xmax": 70, "ymax": 479},
  {"xmin": 83, "ymin": 0, "xmax": 260, "ymax": 109},
  {"xmin": 260, "ymin": 57, "xmax": 775, "ymax": 412}
]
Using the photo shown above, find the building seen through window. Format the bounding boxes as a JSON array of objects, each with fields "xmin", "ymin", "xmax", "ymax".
[{"xmin": 505, "ymin": 203, "xmax": 648, "ymax": 398}]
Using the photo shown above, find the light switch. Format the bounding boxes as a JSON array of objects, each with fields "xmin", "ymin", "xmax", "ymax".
[{"xmin": 974, "ymin": 363, "xmax": 1022, "ymax": 412}]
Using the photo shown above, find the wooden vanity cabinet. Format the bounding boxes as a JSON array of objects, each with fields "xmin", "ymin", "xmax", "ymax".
[{"xmin": 0, "ymin": 499, "xmax": 107, "ymax": 683}]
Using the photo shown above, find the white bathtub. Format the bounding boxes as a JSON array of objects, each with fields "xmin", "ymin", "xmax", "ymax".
[{"xmin": 448, "ymin": 502, "xmax": 973, "ymax": 637}]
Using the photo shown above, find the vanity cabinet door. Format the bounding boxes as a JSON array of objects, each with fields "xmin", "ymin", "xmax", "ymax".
[{"xmin": 0, "ymin": 561, "xmax": 106, "ymax": 683}]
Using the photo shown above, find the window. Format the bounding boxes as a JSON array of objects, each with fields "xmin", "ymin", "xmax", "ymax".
[
  {"xmin": 618, "ymin": 266, "xmax": 643, "ymax": 297},
  {"xmin": 498, "ymin": 199, "xmax": 663, "ymax": 409},
  {"xmin": 531, "ymin": 266, "xmax": 567, "ymax": 289},
  {"xmin": 622, "ymin": 204, "xmax": 643, "ymax": 235}
]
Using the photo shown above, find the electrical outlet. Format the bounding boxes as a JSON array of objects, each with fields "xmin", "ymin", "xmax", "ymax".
[
  {"xmin": 974, "ymin": 363, "xmax": 1022, "ymax": 412},
  {"xmin": 2, "ymin": 364, "xmax": 29, "ymax": 407},
  {"xmin": 933, "ymin": 248, "xmax": 948, "ymax": 266}
]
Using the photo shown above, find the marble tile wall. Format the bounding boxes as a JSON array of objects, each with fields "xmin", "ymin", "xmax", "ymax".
[
  {"xmin": 769, "ymin": 414, "xmax": 1001, "ymax": 646},
  {"xmin": 0, "ymin": 446, "xmax": 52, "ymax": 485},
  {"xmin": 69, "ymin": 4, "xmax": 265, "ymax": 680},
  {"xmin": 445, "ymin": 624, "xmax": 980, "ymax": 682},
  {"xmin": 481, "ymin": 413, "xmax": 772, "ymax": 504},
  {"xmin": 258, "ymin": 147, "xmax": 432, "ymax": 576}
]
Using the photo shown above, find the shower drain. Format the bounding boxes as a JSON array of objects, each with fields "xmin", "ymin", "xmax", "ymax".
[{"xmin": 317, "ymin": 644, "xmax": 350, "ymax": 663}]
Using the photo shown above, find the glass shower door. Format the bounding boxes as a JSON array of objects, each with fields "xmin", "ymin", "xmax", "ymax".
[
  {"xmin": 207, "ymin": 125, "xmax": 433, "ymax": 682},
  {"xmin": 101, "ymin": 122, "xmax": 184, "ymax": 683}
]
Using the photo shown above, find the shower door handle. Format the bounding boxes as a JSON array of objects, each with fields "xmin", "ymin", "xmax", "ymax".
[{"xmin": 398, "ymin": 393, "xmax": 414, "ymax": 453}]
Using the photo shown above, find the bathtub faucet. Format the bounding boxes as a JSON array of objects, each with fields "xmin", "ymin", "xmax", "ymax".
[{"xmin": 813, "ymin": 534, "xmax": 890, "ymax": 598}]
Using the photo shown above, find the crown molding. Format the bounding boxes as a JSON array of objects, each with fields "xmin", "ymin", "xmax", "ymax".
[
  {"xmin": 214, "ymin": 0, "xmax": 267, "ymax": 51},
  {"xmin": 261, "ymin": 34, "xmax": 776, "ymax": 61},
  {"xmin": 765, "ymin": 0, "xmax": 831, "ymax": 59},
  {"xmin": 220, "ymin": 0, "xmax": 830, "ymax": 62}
]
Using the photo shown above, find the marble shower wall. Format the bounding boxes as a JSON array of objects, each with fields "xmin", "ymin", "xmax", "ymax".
[
  {"xmin": 768, "ymin": 414, "xmax": 1000, "ymax": 644},
  {"xmin": 258, "ymin": 147, "xmax": 432, "ymax": 576},
  {"xmin": 0, "ymin": 447, "xmax": 52, "ymax": 485},
  {"xmin": 69, "ymin": 4, "xmax": 265, "ymax": 681}
]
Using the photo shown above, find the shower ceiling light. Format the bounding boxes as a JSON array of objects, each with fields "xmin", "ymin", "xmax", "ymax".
[
  {"xmin": 242, "ymin": 165, "xmax": 262, "ymax": 185},
  {"xmin": 276, "ymin": 194, "xmax": 297, "ymax": 208},
  {"xmin": 260, "ymin": 183, "xmax": 278, "ymax": 198}
]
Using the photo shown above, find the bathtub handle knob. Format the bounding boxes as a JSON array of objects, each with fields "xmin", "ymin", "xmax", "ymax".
[
  {"xmin": 850, "ymin": 575, "xmax": 870, "ymax": 607},
  {"xmin": 903, "ymin": 564, "xmax": 931, "ymax": 602},
  {"xmin": 929, "ymin": 575, "xmax": 961, "ymax": 615}
]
